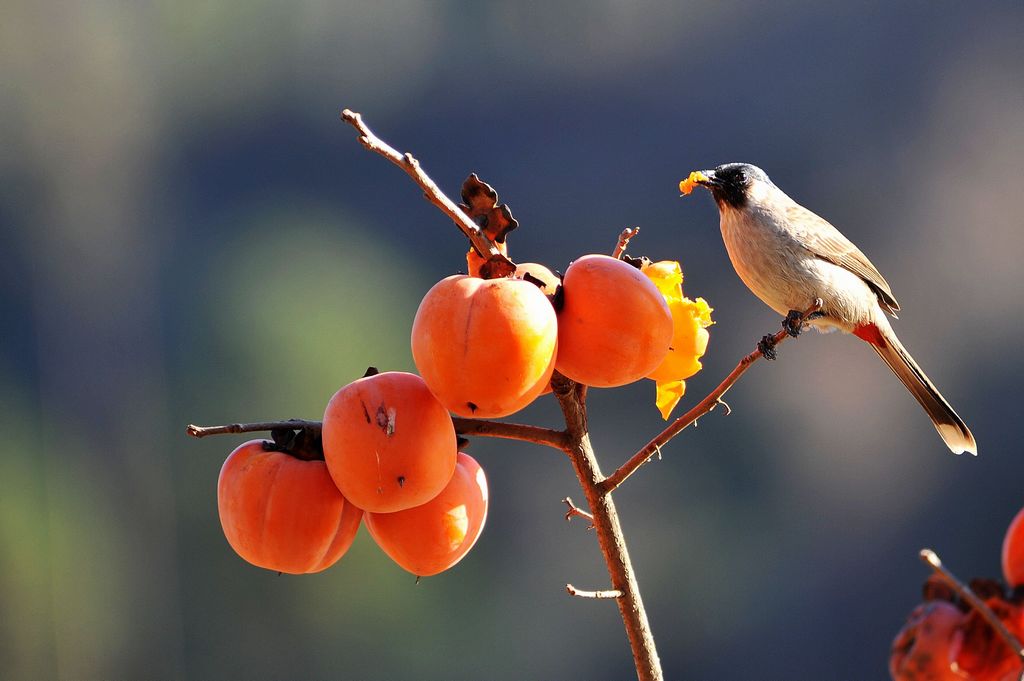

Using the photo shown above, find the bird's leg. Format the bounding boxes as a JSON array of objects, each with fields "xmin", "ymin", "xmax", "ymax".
[{"xmin": 758, "ymin": 335, "xmax": 778, "ymax": 361}]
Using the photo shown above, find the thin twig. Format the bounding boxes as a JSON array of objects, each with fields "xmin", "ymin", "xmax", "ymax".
[
  {"xmin": 919, "ymin": 549, "xmax": 1024, "ymax": 663},
  {"xmin": 186, "ymin": 420, "xmax": 321, "ymax": 438},
  {"xmin": 613, "ymin": 227, "xmax": 640, "ymax": 259},
  {"xmin": 340, "ymin": 109, "xmax": 507, "ymax": 265},
  {"xmin": 566, "ymin": 584, "xmax": 623, "ymax": 599},
  {"xmin": 451, "ymin": 417, "xmax": 569, "ymax": 450},
  {"xmin": 563, "ymin": 496, "xmax": 595, "ymax": 526},
  {"xmin": 600, "ymin": 299, "xmax": 823, "ymax": 494},
  {"xmin": 187, "ymin": 418, "xmax": 568, "ymax": 451}
]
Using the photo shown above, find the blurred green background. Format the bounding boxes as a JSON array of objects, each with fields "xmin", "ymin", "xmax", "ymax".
[{"xmin": 2, "ymin": 1, "xmax": 1022, "ymax": 678}]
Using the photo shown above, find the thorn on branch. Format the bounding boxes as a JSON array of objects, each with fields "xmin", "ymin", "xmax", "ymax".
[
  {"xmin": 566, "ymin": 584, "xmax": 623, "ymax": 600},
  {"xmin": 715, "ymin": 398, "xmax": 732, "ymax": 416},
  {"xmin": 562, "ymin": 497, "xmax": 595, "ymax": 528}
]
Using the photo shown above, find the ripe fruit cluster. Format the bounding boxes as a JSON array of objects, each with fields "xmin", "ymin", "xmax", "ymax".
[
  {"xmin": 218, "ymin": 371, "xmax": 488, "ymax": 577},
  {"xmin": 889, "ymin": 508, "xmax": 1024, "ymax": 680},
  {"xmin": 217, "ymin": 235, "xmax": 710, "ymax": 578}
]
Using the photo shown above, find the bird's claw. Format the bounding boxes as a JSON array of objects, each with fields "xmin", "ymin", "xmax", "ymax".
[
  {"xmin": 758, "ymin": 335, "xmax": 778, "ymax": 360},
  {"xmin": 783, "ymin": 310, "xmax": 805, "ymax": 338}
]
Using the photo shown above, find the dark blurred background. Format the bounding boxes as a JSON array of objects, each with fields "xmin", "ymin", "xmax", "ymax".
[{"xmin": 2, "ymin": 1, "xmax": 1022, "ymax": 679}]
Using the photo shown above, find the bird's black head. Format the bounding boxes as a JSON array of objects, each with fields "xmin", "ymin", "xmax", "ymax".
[{"xmin": 696, "ymin": 163, "xmax": 771, "ymax": 209}]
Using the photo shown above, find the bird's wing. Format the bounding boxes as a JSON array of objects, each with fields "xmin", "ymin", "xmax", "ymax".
[{"xmin": 785, "ymin": 203, "xmax": 901, "ymax": 313}]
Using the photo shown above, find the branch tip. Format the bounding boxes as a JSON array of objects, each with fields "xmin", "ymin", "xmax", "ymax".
[
  {"xmin": 613, "ymin": 226, "xmax": 641, "ymax": 259},
  {"xmin": 919, "ymin": 548, "xmax": 941, "ymax": 568},
  {"xmin": 339, "ymin": 107, "xmax": 502, "ymax": 265}
]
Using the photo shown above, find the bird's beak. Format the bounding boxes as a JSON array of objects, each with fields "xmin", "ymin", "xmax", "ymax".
[
  {"xmin": 695, "ymin": 170, "xmax": 719, "ymax": 188},
  {"xmin": 680, "ymin": 170, "xmax": 717, "ymax": 196}
]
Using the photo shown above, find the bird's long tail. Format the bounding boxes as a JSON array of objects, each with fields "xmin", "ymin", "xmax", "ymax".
[{"xmin": 854, "ymin": 322, "xmax": 977, "ymax": 455}]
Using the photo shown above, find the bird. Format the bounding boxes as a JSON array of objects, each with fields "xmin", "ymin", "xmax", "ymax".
[{"xmin": 688, "ymin": 162, "xmax": 976, "ymax": 455}]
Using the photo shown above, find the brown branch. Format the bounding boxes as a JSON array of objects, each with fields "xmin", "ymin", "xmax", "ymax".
[
  {"xmin": 562, "ymin": 496, "xmax": 595, "ymax": 526},
  {"xmin": 613, "ymin": 227, "xmax": 640, "ymax": 259},
  {"xmin": 600, "ymin": 299, "xmax": 823, "ymax": 494},
  {"xmin": 566, "ymin": 584, "xmax": 623, "ymax": 599},
  {"xmin": 186, "ymin": 420, "xmax": 321, "ymax": 438},
  {"xmin": 552, "ymin": 372, "xmax": 663, "ymax": 681},
  {"xmin": 919, "ymin": 549, "xmax": 1024, "ymax": 663},
  {"xmin": 340, "ymin": 109, "xmax": 509, "ymax": 266},
  {"xmin": 337, "ymin": 112, "xmax": 661, "ymax": 679},
  {"xmin": 186, "ymin": 417, "xmax": 567, "ymax": 451},
  {"xmin": 450, "ymin": 417, "xmax": 569, "ymax": 450}
]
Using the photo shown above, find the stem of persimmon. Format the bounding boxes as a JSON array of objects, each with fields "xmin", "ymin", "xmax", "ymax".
[{"xmin": 613, "ymin": 227, "xmax": 641, "ymax": 259}]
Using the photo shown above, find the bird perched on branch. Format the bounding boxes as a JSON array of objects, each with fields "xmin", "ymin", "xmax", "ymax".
[{"xmin": 685, "ymin": 163, "xmax": 976, "ymax": 455}]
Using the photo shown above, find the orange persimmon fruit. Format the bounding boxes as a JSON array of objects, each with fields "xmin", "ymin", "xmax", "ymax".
[
  {"xmin": 322, "ymin": 371, "xmax": 457, "ymax": 513},
  {"xmin": 514, "ymin": 262, "xmax": 560, "ymax": 296},
  {"xmin": 412, "ymin": 275, "xmax": 557, "ymax": 418},
  {"xmin": 218, "ymin": 440, "xmax": 363, "ymax": 574},
  {"xmin": 556, "ymin": 254, "xmax": 673, "ymax": 387},
  {"xmin": 889, "ymin": 601, "xmax": 966, "ymax": 681},
  {"xmin": 1002, "ymin": 506, "xmax": 1024, "ymax": 587},
  {"xmin": 514, "ymin": 262, "xmax": 561, "ymax": 395},
  {"xmin": 365, "ymin": 452, "xmax": 488, "ymax": 577}
]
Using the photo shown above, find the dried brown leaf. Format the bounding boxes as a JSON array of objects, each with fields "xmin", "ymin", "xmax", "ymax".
[{"xmin": 459, "ymin": 173, "xmax": 519, "ymax": 244}]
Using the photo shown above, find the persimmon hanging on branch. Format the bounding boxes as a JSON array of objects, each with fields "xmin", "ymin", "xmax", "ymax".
[
  {"xmin": 890, "ymin": 508, "xmax": 1024, "ymax": 680},
  {"xmin": 185, "ymin": 108, "xmax": 838, "ymax": 681}
]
